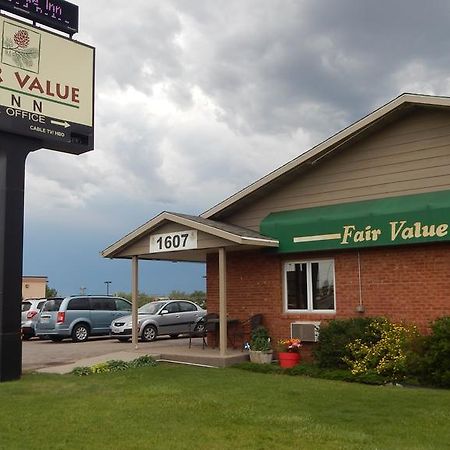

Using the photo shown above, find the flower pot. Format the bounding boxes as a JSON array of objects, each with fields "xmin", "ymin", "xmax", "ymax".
[
  {"xmin": 278, "ymin": 352, "xmax": 300, "ymax": 368},
  {"xmin": 249, "ymin": 350, "xmax": 273, "ymax": 364}
]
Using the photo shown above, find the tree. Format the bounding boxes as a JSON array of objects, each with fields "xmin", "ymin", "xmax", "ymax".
[
  {"xmin": 115, "ymin": 291, "xmax": 158, "ymax": 307},
  {"xmin": 189, "ymin": 290, "xmax": 206, "ymax": 309},
  {"xmin": 116, "ymin": 290, "xmax": 207, "ymax": 309},
  {"xmin": 46, "ymin": 285, "xmax": 58, "ymax": 297}
]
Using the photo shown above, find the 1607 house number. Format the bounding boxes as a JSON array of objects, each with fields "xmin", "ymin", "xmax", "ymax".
[{"xmin": 149, "ymin": 230, "xmax": 198, "ymax": 253}]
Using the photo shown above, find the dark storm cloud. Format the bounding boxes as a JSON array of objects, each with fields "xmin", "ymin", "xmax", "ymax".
[
  {"xmin": 169, "ymin": 0, "xmax": 450, "ymax": 135},
  {"xmin": 24, "ymin": 0, "xmax": 450, "ymax": 295}
]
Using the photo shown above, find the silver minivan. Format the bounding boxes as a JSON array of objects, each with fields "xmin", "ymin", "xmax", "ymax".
[{"xmin": 35, "ymin": 296, "xmax": 132, "ymax": 342}]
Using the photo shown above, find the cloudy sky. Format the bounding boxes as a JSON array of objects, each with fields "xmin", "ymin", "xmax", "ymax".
[{"xmin": 22, "ymin": 0, "xmax": 450, "ymax": 297}]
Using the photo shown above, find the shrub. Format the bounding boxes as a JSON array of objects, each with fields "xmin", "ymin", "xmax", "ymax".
[
  {"xmin": 71, "ymin": 355, "xmax": 157, "ymax": 376},
  {"xmin": 249, "ymin": 326, "xmax": 272, "ymax": 352},
  {"xmin": 91, "ymin": 362, "xmax": 110, "ymax": 374},
  {"xmin": 313, "ymin": 317, "xmax": 382, "ymax": 368},
  {"xmin": 343, "ymin": 319, "xmax": 420, "ymax": 383},
  {"xmin": 106, "ymin": 360, "xmax": 130, "ymax": 372},
  {"xmin": 71, "ymin": 366, "xmax": 92, "ymax": 376},
  {"xmin": 420, "ymin": 317, "xmax": 450, "ymax": 388},
  {"xmin": 129, "ymin": 355, "xmax": 157, "ymax": 368}
]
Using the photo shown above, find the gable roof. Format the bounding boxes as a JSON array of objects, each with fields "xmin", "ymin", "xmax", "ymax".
[
  {"xmin": 201, "ymin": 93, "xmax": 450, "ymax": 220},
  {"xmin": 102, "ymin": 211, "xmax": 278, "ymax": 259}
]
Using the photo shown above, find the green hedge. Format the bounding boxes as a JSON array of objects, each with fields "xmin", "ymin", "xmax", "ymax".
[
  {"xmin": 313, "ymin": 317, "xmax": 382, "ymax": 368},
  {"xmin": 237, "ymin": 316, "xmax": 450, "ymax": 389},
  {"xmin": 417, "ymin": 317, "xmax": 450, "ymax": 388}
]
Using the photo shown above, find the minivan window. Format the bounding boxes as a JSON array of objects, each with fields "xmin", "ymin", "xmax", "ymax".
[
  {"xmin": 37, "ymin": 301, "xmax": 46, "ymax": 310},
  {"xmin": 21, "ymin": 302, "xmax": 31, "ymax": 312},
  {"xmin": 42, "ymin": 299, "xmax": 63, "ymax": 312},
  {"xmin": 67, "ymin": 297, "xmax": 90, "ymax": 311},
  {"xmin": 116, "ymin": 299, "xmax": 131, "ymax": 311},
  {"xmin": 91, "ymin": 297, "xmax": 116, "ymax": 311}
]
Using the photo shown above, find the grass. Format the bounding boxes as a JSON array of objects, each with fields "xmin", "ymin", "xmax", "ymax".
[{"xmin": 0, "ymin": 364, "xmax": 449, "ymax": 450}]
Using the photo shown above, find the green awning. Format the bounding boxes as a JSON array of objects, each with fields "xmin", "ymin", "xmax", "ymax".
[{"xmin": 260, "ymin": 190, "xmax": 450, "ymax": 253}]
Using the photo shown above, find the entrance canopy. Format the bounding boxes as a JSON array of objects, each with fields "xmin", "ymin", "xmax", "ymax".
[
  {"xmin": 102, "ymin": 211, "xmax": 278, "ymax": 261},
  {"xmin": 101, "ymin": 211, "xmax": 278, "ymax": 356}
]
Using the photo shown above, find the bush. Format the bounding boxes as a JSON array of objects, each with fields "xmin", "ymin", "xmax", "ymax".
[
  {"xmin": 420, "ymin": 317, "xmax": 450, "ymax": 388},
  {"xmin": 71, "ymin": 355, "xmax": 157, "ymax": 376},
  {"xmin": 343, "ymin": 319, "xmax": 420, "ymax": 383},
  {"xmin": 71, "ymin": 366, "xmax": 92, "ymax": 376},
  {"xmin": 129, "ymin": 355, "xmax": 157, "ymax": 368},
  {"xmin": 250, "ymin": 326, "xmax": 272, "ymax": 352},
  {"xmin": 106, "ymin": 360, "xmax": 130, "ymax": 372},
  {"xmin": 313, "ymin": 317, "xmax": 382, "ymax": 368},
  {"xmin": 91, "ymin": 362, "xmax": 111, "ymax": 374}
]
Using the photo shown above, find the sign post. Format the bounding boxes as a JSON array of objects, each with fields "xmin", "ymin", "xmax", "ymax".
[
  {"xmin": 0, "ymin": 134, "xmax": 39, "ymax": 381},
  {"xmin": 0, "ymin": 11, "xmax": 94, "ymax": 381}
]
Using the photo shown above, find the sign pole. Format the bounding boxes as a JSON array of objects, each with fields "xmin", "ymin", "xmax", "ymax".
[{"xmin": 0, "ymin": 133, "xmax": 39, "ymax": 382}]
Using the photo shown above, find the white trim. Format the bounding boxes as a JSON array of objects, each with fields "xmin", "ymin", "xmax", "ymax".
[
  {"xmin": 102, "ymin": 211, "xmax": 278, "ymax": 258},
  {"xmin": 283, "ymin": 259, "xmax": 336, "ymax": 313}
]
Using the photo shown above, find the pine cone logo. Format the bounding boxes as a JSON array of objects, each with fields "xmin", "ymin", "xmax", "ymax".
[
  {"xmin": 2, "ymin": 24, "xmax": 40, "ymax": 72},
  {"xmin": 14, "ymin": 30, "xmax": 30, "ymax": 48}
]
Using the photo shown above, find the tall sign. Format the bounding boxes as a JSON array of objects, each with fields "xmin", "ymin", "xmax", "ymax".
[
  {"xmin": 0, "ymin": 5, "xmax": 94, "ymax": 382},
  {"xmin": 0, "ymin": 0, "xmax": 78, "ymax": 35},
  {"xmin": 0, "ymin": 14, "xmax": 94, "ymax": 154}
]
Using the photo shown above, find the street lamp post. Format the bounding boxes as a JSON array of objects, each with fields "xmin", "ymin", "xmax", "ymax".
[{"xmin": 104, "ymin": 281, "xmax": 112, "ymax": 296}]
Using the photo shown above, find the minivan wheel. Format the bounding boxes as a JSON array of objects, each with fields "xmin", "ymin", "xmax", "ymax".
[
  {"xmin": 71, "ymin": 324, "xmax": 90, "ymax": 342},
  {"xmin": 141, "ymin": 325, "xmax": 157, "ymax": 342}
]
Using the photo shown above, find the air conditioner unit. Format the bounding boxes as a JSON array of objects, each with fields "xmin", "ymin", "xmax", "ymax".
[{"xmin": 291, "ymin": 322, "xmax": 320, "ymax": 342}]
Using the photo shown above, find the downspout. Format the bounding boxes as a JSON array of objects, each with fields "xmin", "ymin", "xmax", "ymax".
[{"xmin": 356, "ymin": 251, "xmax": 365, "ymax": 313}]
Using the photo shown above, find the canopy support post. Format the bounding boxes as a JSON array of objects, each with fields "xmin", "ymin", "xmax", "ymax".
[
  {"xmin": 131, "ymin": 256, "xmax": 139, "ymax": 349},
  {"xmin": 218, "ymin": 247, "xmax": 227, "ymax": 356}
]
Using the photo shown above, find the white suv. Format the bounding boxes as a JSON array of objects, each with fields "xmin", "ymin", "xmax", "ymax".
[{"xmin": 21, "ymin": 298, "xmax": 61, "ymax": 340}]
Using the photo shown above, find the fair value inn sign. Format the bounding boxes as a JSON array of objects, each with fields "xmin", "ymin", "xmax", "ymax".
[
  {"xmin": 0, "ymin": 14, "xmax": 94, "ymax": 154},
  {"xmin": 260, "ymin": 190, "xmax": 450, "ymax": 253}
]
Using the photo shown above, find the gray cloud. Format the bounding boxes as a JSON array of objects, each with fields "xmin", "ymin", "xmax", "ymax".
[{"xmin": 23, "ymin": 0, "xmax": 450, "ymax": 294}]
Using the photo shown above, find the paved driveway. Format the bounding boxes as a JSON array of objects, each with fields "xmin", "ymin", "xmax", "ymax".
[{"xmin": 22, "ymin": 336, "xmax": 192, "ymax": 372}]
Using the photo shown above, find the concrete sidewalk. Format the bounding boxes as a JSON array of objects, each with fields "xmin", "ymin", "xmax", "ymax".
[{"xmin": 35, "ymin": 343, "xmax": 249, "ymax": 374}]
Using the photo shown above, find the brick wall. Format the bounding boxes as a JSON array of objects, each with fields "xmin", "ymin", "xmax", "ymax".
[{"xmin": 206, "ymin": 243, "xmax": 450, "ymax": 349}]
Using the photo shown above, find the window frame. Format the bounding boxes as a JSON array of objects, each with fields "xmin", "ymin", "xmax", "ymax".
[{"xmin": 283, "ymin": 259, "xmax": 336, "ymax": 314}]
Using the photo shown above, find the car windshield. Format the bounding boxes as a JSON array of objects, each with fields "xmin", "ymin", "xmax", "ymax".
[{"xmin": 138, "ymin": 302, "xmax": 165, "ymax": 315}]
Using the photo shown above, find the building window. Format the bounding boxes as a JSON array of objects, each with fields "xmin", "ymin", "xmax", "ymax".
[{"xmin": 284, "ymin": 260, "xmax": 335, "ymax": 312}]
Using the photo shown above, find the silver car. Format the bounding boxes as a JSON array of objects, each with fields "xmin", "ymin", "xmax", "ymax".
[
  {"xmin": 21, "ymin": 298, "xmax": 60, "ymax": 340},
  {"xmin": 110, "ymin": 299, "xmax": 206, "ymax": 342}
]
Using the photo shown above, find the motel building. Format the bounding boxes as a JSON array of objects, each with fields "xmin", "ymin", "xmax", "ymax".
[{"xmin": 102, "ymin": 93, "xmax": 450, "ymax": 356}]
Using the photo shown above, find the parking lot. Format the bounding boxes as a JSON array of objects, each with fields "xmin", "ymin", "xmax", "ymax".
[{"xmin": 22, "ymin": 336, "xmax": 193, "ymax": 372}]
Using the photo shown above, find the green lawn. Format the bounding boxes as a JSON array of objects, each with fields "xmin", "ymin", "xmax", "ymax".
[{"xmin": 1, "ymin": 365, "xmax": 449, "ymax": 450}]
